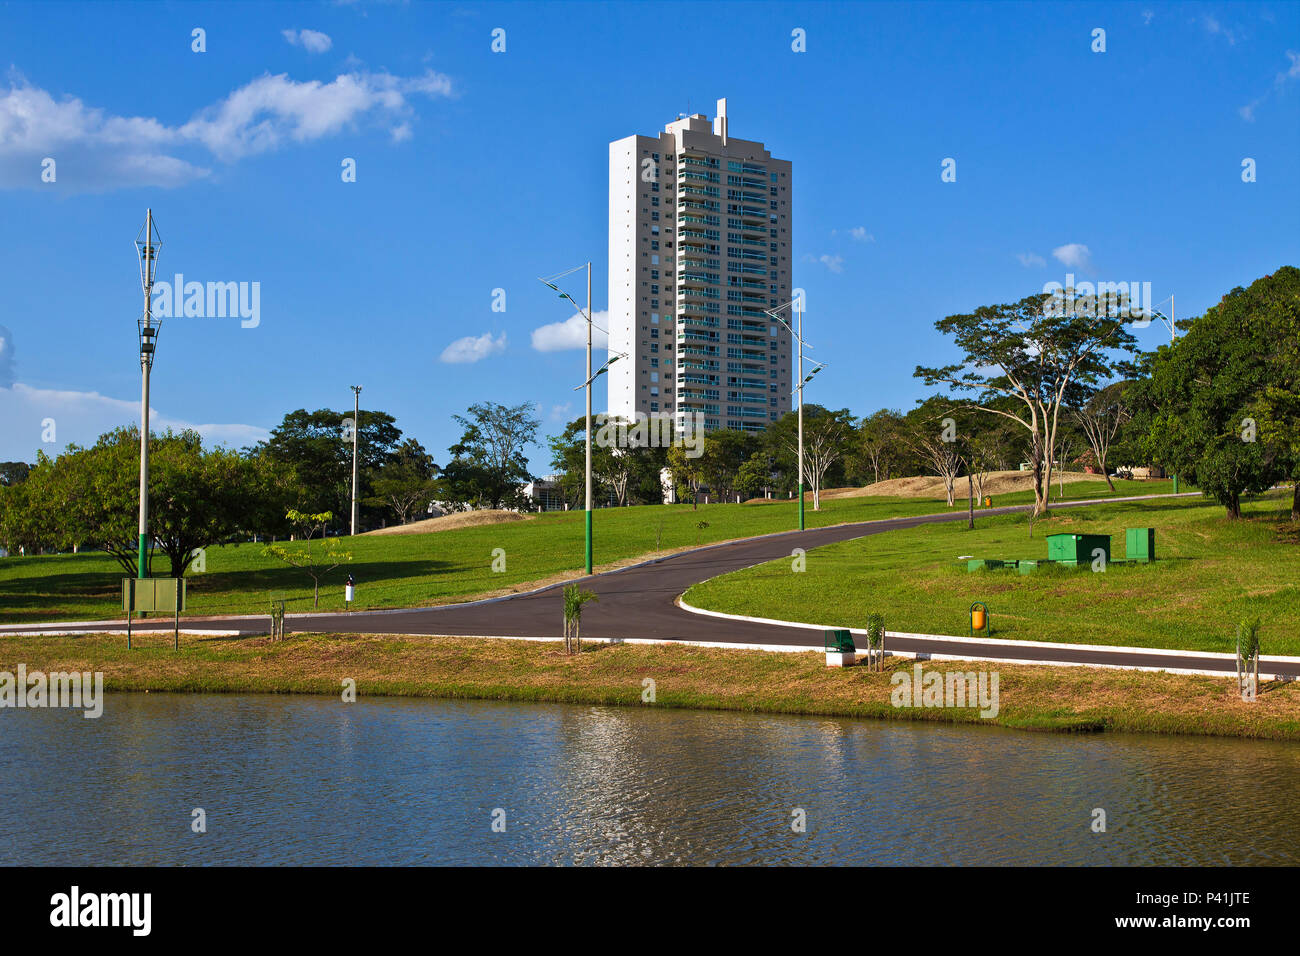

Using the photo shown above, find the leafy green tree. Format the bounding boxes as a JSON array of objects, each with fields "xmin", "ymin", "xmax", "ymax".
[
  {"xmin": 666, "ymin": 441, "xmax": 705, "ymax": 508},
  {"xmin": 445, "ymin": 401, "xmax": 540, "ymax": 509},
  {"xmin": 370, "ymin": 438, "xmax": 440, "ymax": 524},
  {"xmin": 847, "ymin": 410, "xmax": 906, "ymax": 485},
  {"xmin": 734, "ymin": 452, "xmax": 773, "ymax": 501},
  {"xmin": 915, "ymin": 289, "xmax": 1139, "ymax": 515},
  {"xmin": 4, "ymin": 427, "xmax": 266, "ymax": 575},
  {"xmin": 252, "ymin": 407, "xmax": 402, "ymax": 528},
  {"xmin": 547, "ymin": 417, "xmax": 595, "ymax": 509},
  {"xmin": 1139, "ymin": 267, "xmax": 1300, "ymax": 518},
  {"xmin": 150, "ymin": 431, "xmax": 269, "ymax": 575}
]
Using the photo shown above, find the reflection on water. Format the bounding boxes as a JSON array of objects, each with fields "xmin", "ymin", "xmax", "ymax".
[{"xmin": 2, "ymin": 694, "xmax": 1298, "ymax": 865}]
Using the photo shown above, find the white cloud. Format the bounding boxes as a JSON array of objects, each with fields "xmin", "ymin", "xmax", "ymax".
[
  {"xmin": 282, "ymin": 29, "xmax": 334, "ymax": 54},
  {"xmin": 1203, "ymin": 16, "xmax": 1238, "ymax": 46},
  {"xmin": 1239, "ymin": 52, "xmax": 1300, "ymax": 122},
  {"xmin": 1016, "ymin": 252, "xmax": 1046, "ymax": 268},
  {"xmin": 0, "ymin": 325, "xmax": 15, "ymax": 388},
  {"xmin": 1142, "ymin": 9, "xmax": 1154, "ymax": 25},
  {"xmin": 849, "ymin": 227, "xmax": 875, "ymax": 242},
  {"xmin": 549, "ymin": 403, "xmax": 572, "ymax": 421},
  {"xmin": 0, "ymin": 68, "xmax": 453, "ymax": 190},
  {"xmin": 1278, "ymin": 50, "xmax": 1300, "ymax": 86},
  {"xmin": 180, "ymin": 70, "xmax": 452, "ymax": 162},
  {"xmin": 531, "ymin": 310, "xmax": 610, "ymax": 352},
  {"xmin": 440, "ymin": 331, "xmax": 507, "ymax": 364},
  {"xmin": 0, "ymin": 382, "xmax": 268, "ymax": 460},
  {"xmin": 1052, "ymin": 243, "xmax": 1093, "ymax": 271},
  {"xmin": 818, "ymin": 254, "xmax": 844, "ymax": 273}
]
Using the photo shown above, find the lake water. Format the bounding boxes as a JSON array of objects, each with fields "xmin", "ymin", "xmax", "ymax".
[{"xmin": 2, "ymin": 694, "xmax": 1297, "ymax": 865}]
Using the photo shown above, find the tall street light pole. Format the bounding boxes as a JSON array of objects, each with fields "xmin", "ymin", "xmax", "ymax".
[
  {"xmin": 350, "ymin": 385, "xmax": 362, "ymax": 536},
  {"xmin": 767, "ymin": 297, "xmax": 825, "ymax": 532},
  {"xmin": 135, "ymin": 210, "xmax": 162, "ymax": 579},
  {"xmin": 1151, "ymin": 294, "xmax": 1179, "ymax": 493},
  {"xmin": 796, "ymin": 300, "xmax": 804, "ymax": 531},
  {"xmin": 584, "ymin": 263, "xmax": 593, "ymax": 575},
  {"xmin": 541, "ymin": 263, "xmax": 623, "ymax": 576}
]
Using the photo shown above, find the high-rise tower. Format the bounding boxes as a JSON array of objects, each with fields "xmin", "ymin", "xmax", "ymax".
[{"xmin": 608, "ymin": 99, "xmax": 792, "ymax": 434}]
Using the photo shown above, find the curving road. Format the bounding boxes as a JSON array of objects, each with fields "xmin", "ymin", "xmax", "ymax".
[{"xmin": 6, "ymin": 491, "xmax": 1295, "ymax": 678}]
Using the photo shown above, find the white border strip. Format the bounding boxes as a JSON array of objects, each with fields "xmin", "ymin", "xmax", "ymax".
[{"xmin": 675, "ymin": 597, "xmax": 1299, "ymax": 681}]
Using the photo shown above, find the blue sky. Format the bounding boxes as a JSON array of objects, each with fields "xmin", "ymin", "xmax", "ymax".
[{"xmin": 1, "ymin": 0, "xmax": 1297, "ymax": 470}]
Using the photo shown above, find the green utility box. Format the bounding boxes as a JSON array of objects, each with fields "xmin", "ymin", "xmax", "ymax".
[
  {"xmin": 967, "ymin": 559, "xmax": 1006, "ymax": 571},
  {"xmin": 1125, "ymin": 527, "xmax": 1156, "ymax": 563},
  {"xmin": 1017, "ymin": 560, "xmax": 1039, "ymax": 575},
  {"xmin": 1046, "ymin": 533, "xmax": 1111, "ymax": 566},
  {"xmin": 824, "ymin": 628, "xmax": 855, "ymax": 653}
]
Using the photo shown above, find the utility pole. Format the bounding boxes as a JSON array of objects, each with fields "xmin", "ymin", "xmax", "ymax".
[
  {"xmin": 796, "ymin": 297, "xmax": 805, "ymax": 531},
  {"xmin": 135, "ymin": 210, "xmax": 162, "ymax": 579},
  {"xmin": 350, "ymin": 385, "xmax": 362, "ymax": 536},
  {"xmin": 766, "ymin": 296, "xmax": 823, "ymax": 532},
  {"xmin": 1170, "ymin": 294, "xmax": 1177, "ymax": 494},
  {"xmin": 542, "ymin": 263, "xmax": 621, "ymax": 577},
  {"xmin": 584, "ymin": 261, "xmax": 593, "ymax": 575}
]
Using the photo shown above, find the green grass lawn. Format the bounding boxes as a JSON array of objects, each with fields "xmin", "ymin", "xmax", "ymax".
[
  {"xmin": 0, "ymin": 478, "xmax": 1175, "ymax": 624},
  {"xmin": 685, "ymin": 492, "xmax": 1300, "ymax": 656}
]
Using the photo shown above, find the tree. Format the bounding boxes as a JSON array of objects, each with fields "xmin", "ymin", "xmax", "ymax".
[
  {"xmin": 263, "ymin": 510, "xmax": 352, "ymax": 608},
  {"xmin": 1139, "ymin": 268, "xmax": 1300, "ymax": 518},
  {"xmin": 445, "ymin": 401, "xmax": 540, "ymax": 509},
  {"xmin": 915, "ymin": 289, "xmax": 1139, "ymax": 515},
  {"xmin": 1072, "ymin": 382, "xmax": 1131, "ymax": 491},
  {"xmin": 734, "ymin": 452, "xmax": 773, "ymax": 501},
  {"xmin": 666, "ymin": 441, "xmax": 705, "ymax": 508},
  {"xmin": 783, "ymin": 409, "xmax": 852, "ymax": 510},
  {"xmin": 562, "ymin": 583, "xmax": 598, "ymax": 655},
  {"xmin": 1, "ymin": 427, "xmax": 269, "ymax": 574},
  {"xmin": 150, "ymin": 430, "xmax": 268, "ymax": 576},
  {"xmin": 850, "ymin": 410, "xmax": 906, "ymax": 484},
  {"xmin": 370, "ymin": 438, "xmax": 440, "ymax": 524},
  {"xmin": 763, "ymin": 405, "xmax": 849, "ymax": 497},
  {"xmin": 904, "ymin": 401, "xmax": 964, "ymax": 507},
  {"xmin": 253, "ymin": 407, "xmax": 401, "ymax": 529},
  {"xmin": 1251, "ymin": 268, "xmax": 1300, "ymax": 518}
]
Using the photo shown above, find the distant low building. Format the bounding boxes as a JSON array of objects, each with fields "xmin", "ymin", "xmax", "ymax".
[{"xmin": 520, "ymin": 476, "xmax": 569, "ymax": 512}]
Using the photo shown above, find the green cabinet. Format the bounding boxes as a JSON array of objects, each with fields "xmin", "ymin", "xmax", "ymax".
[
  {"xmin": 1046, "ymin": 533, "xmax": 1111, "ymax": 566},
  {"xmin": 1125, "ymin": 527, "xmax": 1156, "ymax": 563}
]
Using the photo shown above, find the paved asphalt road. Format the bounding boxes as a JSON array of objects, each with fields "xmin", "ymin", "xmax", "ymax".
[{"xmin": 8, "ymin": 491, "xmax": 1295, "ymax": 678}]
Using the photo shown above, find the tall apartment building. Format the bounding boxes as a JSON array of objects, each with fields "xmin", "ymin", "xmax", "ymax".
[{"xmin": 608, "ymin": 99, "xmax": 793, "ymax": 434}]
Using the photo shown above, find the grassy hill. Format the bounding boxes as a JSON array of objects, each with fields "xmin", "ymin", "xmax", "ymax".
[
  {"xmin": 0, "ymin": 478, "xmax": 1176, "ymax": 624},
  {"xmin": 686, "ymin": 493, "xmax": 1300, "ymax": 655}
]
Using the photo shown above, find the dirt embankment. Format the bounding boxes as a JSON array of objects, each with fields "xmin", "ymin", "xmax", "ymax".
[
  {"xmin": 744, "ymin": 470, "xmax": 1107, "ymax": 504},
  {"xmin": 361, "ymin": 510, "xmax": 533, "ymax": 536}
]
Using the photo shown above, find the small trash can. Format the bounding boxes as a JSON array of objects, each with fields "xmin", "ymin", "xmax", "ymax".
[
  {"xmin": 345, "ymin": 574, "xmax": 355, "ymax": 604},
  {"xmin": 823, "ymin": 628, "xmax": 856, "ymax": 667}
]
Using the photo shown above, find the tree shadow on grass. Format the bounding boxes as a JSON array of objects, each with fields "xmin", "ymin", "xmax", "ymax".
[{"xmin": 0, "ymin": 559, "xmax": 451, "ymax": 623}]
